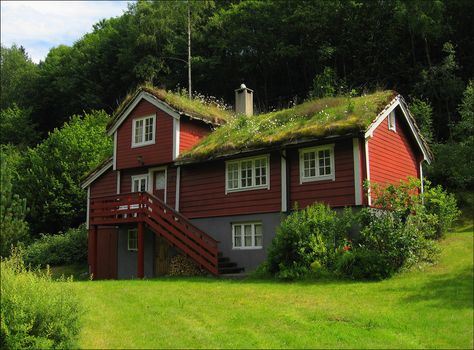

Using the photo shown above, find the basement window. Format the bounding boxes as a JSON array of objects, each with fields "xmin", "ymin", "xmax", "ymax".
[
  {"xmin": 232, "ymin": 222, "xmax": 262, "ymax": 249},
  {"xmin": 128, "ymin": 229, "xmax": 138, "ymax": 251},
  {"xmin": 225, "ymin": 155, "xmax": 270, "ymax": 193},
  {"xmin": 132, "ymin": 115, "xmax": 156, "ymax": 147},
  {"xmin": 299, "ymin": 144, "xmax": 335, "ymax": 183},
  {"xmin": 388, "ymin": 111, "xmax": 396, "ymax": 131}
]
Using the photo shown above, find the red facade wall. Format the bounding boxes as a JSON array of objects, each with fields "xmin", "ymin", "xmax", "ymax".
[
  {"xmin": 90, "ymin": 168, "xmax": 116, "ymax": 198},
  {"xmin": 179, "ymin": 118, "xmax": 212, "ymax": 153},
  {"xmin": 179, "ymin": 153, "xmax": 281, "ymax": 218},
  {"xmin": 288, "ymin": 139, "xmax": 356, "ymax": 208},
  {"xmin": 116, "ymin": 99, "xmax": 174, "ymax": 170},
  {"xmin": 368, "ymin": 108, "xmax": 421, "ymax": 187}
]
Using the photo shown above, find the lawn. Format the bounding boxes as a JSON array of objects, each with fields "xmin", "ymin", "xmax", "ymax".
[{"xmin": 75, "ymin": 222, "xmax": 473, "ymax": 349}]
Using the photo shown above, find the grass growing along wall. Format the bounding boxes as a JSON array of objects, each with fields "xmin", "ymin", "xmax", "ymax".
[{"xmin": 180, "ymin": 90, "xmax": 397, "ymax": 161}]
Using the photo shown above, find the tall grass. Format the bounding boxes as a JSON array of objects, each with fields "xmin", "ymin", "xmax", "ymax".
[{"xmin": 1, "ymin": 251, "xmax": 81, "ymax": 349}]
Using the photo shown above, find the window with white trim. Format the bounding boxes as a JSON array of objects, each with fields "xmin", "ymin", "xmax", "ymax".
[
  {"xmin": 128, "ymin": 229, "xmax": 138, "ymax": 251},
  {"xmin": 388, "ymin": 111, "xmax": 396, "ymax": 131},
  {"xmin": 132, "ymin": 115, "xmax": 155, "ymax": 147},
  {"xmin": 232, "ymin": 222, "xmax": 263, "ymax": 249},
  {"xmin": 226, "ymin": 155, "xmax": 269, "ymax": 193},
  {"xmin": 131, "ymin": 174, "xmax": 148, "ymax": 192},
  {"xmin": 299, "ymin": 145, "xmax": 335, "ymax": 182}
]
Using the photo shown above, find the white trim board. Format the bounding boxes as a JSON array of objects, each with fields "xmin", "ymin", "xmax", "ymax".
[
  {"xmin": 113, "ymin": 132, "xmax": 117, "ymax": 170},
  {"xmin": 364, "ymin": 138, "xmax": 371, "ymax": 206},
  {"xmin": 281, "ymin": 151, "xmax": 287, "ymax": 212},
  {"xmin": 173, "ymin": 118, "xmax": 180, "ymax": 160},
  {"xmin": 81, "ymin": 159, "xmax": 113, "ymax": 189},
  {"xmin": 352, "ymin": 138, "xmax": 362, "ymax": 205}
]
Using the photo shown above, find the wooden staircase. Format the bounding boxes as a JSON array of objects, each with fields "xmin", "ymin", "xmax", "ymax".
[{"xmin": 90, "ymin": 192, "xmax": 230, "ymax": 276}]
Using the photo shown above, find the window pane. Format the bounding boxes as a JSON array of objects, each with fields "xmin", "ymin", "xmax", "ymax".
[
  {"xmin": 234, "ymin": 225, "xmax": 242, "ymax": 237},
  {"xmin": 133, "ymin": 179, "xmax": 139, "ymax": 192},
  {"xmin": 254, "ymin": 158, "xmax": 267, "ymax": 187},
  {"xmin": 144, "ymin": 117, "xmax": 154, "ymax": 141},
  {"xmin": 243, "ymin": 224, "xmax": 252, "ymax": 246},
  {"xmin": 227, "ymin": 163, "xmax": 239, "ymax": 189},
  {"xmin": 155, "ymin": 172, "xmax": 165, "ymax": 190},
  {"xmin": 244, "ymin": 236, "xmax": 252, "ymax": 246},
  {"xmin": 241, "ymin": 161, "xmax": 252, "ymax": 187},
  {"xmin": 255, "ymin": 235, "xmax": 262, "ymax": 247},
  {"xmin": 317, "ymin": 149, "xmax": 331, "ymax": 175},
  {"xmin": 234, "ymin": 236, "xmax": 242, "ymax": 247}
]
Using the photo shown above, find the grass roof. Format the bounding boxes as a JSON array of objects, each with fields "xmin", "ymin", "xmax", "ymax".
[
  {"xmin": 108, "ymin": 85, "xmax": 233, "ymax": 130},
  {"xmin": 179, "ymin": 90, "xmax": 397, "ymax": 162}
]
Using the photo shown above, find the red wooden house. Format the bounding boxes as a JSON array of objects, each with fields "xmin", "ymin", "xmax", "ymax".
[{"xmin": 81, "ymin": 86, "xmax": 432, "ymax": 279}]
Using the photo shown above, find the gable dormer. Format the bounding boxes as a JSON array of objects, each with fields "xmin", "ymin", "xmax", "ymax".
[{"xmin": 107, "ymin": 88, "xmax": 227, "ymax": 170}]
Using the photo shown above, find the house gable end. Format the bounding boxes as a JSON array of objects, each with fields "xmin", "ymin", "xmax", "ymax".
[{"xmin": 365, "ymin": 97, "xmax": 432, "ymax": 164}]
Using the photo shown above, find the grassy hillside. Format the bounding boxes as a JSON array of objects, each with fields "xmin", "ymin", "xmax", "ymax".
[{"xmin": 76, "ymin": 223, "xmax": 473, "ymax": 349}]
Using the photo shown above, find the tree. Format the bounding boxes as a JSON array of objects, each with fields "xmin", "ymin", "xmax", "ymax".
[
  {"xmin": 0, "ymin": 105, "xmax": 40, "ymax": 147},
  {"xmin": 409, "ymin": 98, "xmax": 434, "ymax": 143},
  {"xmin": 16, "ymin": 111, "xmax": 112, "ymax": 235},
  {"xmin": 427, "ymin": 81, "xmax": 473, "ymax": 206},
  {"xmin": 0, "ymin": 146, "xmax": 29, "ymax": 256},
  {"xmin": 0, "ymin": 45, "xmax": 38, "ymax": 110}
]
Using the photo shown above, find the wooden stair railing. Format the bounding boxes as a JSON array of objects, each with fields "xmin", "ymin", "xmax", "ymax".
[{"xmin": 90, "ymin": 192, "xmax": 219, "ymax": 275}]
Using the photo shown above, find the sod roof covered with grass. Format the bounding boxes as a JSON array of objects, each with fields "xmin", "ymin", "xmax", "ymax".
[
  {"xmin": 107, "ymin": 85, "xmax": 233, "ymax": 131},
  {"xmin": 179, "ymin": 90, "xmax": 398, "ymax": 162}
]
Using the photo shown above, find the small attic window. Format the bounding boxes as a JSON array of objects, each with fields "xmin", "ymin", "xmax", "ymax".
[
  {"xmin": 388, "ymin": 111, "xmax": 396, "ymax": 132},
  {"xmin": 132, "ymin": 115, "xmax": 156, "ymax": 147}
]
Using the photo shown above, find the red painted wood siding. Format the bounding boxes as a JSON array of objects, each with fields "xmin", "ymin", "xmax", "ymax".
[
  {"xmin": 116, "ymin": 99, "xmax": 174, "ymax": 169},
  {"xmin": 289, "ymin": 139, "xmax": 356, "ymax": 208},
  {"xmin": 90, "ymin": 168, "xmax": 116, "ymax": 198},
  {"xmin": 369, "ymin": 108, "xmax": 421, "ymax": 187},
  {"xmin": 167, "ymin": 167, "xmax": 177, "ymax": 208},
  {"xmin": 179, "ymin": 118, "xmax": 212, "ymax": 153},
  {"xmin": 179, "ymin": 153, "xmax": 281, "ymax": 218}
]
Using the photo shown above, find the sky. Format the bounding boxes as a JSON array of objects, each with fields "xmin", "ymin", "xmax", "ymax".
[{"xmin": 1, "ymin": 1, "xmax": 131, "ymax": 63}]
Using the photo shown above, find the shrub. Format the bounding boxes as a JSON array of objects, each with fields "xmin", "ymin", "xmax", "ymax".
[
  {"xmin": 351, "ymin": 209, "xmax": 439, "ymax": 278},
  {"xmin": 0, "ymin": 251, "xmax": 81, "ymax": 349},
  {"xmin": 370, "ymin": 177, "xmax": 460, "ymax": 239},
  {"xmin": 335, "ymin": 249, "xmax": 392, "ymax": 280},
  {"xmin": 23, "ymin": 225, "xmax": 87, "ymax": 267},
  {"xmin": 424, "ymin": 183, "xmax": 461, "ymax": 239},
  {"xmin": 267, "ymin": 203, "xmax": 353, "ymax": 280}
]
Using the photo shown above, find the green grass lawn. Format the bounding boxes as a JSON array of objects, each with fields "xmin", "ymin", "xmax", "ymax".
[{"xmin": 75, "ymin": 223, "xmax": 473, "ymax": 349}]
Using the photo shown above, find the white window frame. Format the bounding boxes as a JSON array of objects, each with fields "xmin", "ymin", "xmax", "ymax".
[
  {"xmin": 232, "ymin": 222, "xmax": 263, "ymax": 250},
  {"xmin": 131, "ymin": 174, "xmax": 148, "ymax": 192},
  {"xmin": 299, "ymin": 144, "xmax": 335, "ymax": 183},
  {"xmin": 225, "ymin": 155, "xmax": 270, "ymax": 194},
  {"xmin": 128, "ymin": 228, "xmax": 138, "ymax": 251},
  {"xmin": 131, "ymin": 114, "xmax": 156, "ymax": 148},
  {"xmin": 388, "ymin": 111, "xmax": 396, "ymax": 132}
]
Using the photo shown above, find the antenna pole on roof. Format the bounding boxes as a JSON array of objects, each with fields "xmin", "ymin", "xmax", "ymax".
[{"xmin": 187, "ymin": 1, "xmax": 192, "ymax": 99}]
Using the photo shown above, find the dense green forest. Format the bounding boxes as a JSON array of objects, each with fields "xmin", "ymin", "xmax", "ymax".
[{"xmin": 1, "ymin": 0, "xmax": 473, "ymax": 245}]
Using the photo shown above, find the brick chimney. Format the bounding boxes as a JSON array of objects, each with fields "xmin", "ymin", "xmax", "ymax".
[{"xmin": 235, "ymin": 84, "xmax": 253, "ymax": 116}]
